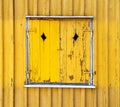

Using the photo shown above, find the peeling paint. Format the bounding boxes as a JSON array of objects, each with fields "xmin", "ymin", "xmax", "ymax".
[
  {"xmin": 69, "ymin": 75, "xmax": 74, "ymax": 80},
  {"xmin": 10, "ymin": 78, "xmax": 14, "ymax": 87}
]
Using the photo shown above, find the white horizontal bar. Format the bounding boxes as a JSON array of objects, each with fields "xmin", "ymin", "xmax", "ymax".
[
  {"xmin": 26, "ymin": 16, "xmax": 94, "ymax": 19},
  {"xmin": 24, "ymin": 84, "xmax": 95, "ymax": 88}
]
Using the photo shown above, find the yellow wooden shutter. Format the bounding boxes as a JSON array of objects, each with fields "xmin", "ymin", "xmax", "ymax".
[{"xmin": 29, "ymin": 18, "xmax": 92, "ymax": 84}]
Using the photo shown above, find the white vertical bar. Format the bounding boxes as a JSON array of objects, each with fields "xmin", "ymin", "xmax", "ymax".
[
  {"xmin": 26, "ymin": 18, "xmax": 30, "ymax": 83},
  {"xmin": 90, "ymin": 19, "xmax": 94, "ymax": 85}
]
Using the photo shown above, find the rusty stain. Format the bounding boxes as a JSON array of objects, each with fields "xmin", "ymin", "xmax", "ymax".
[
  {"xmin": 28, "ymin": 27, "xmax": 37, "ymax": 33},
  {"xmin": 10, "ymin": 78, "xmax": 13, "ymax": 87},
  {"xmin": 80, "ymin": 77, "xmax": 83, "ymax": 82},
  {"xmin": 79, "ymin": 30, "xmax": 87, "ymax": 78},
  {"xmin": 85, "ymin": 69, "xmax": 89, "ymax": 72},
  {"xmin": 68, "ymin": 51, "xmax": 74, "ymax": 60},
  {"xmin": 94, "ymin": 71, "xmax": 96, "ymax": 75},
  {"xmin": 71, "ymin": 51, "xmax": 74, "ymax": 55},
  {"xmin": 80, "ymin": 59, "xmax": 83, "ymax": 66},
  {"xmin": 80, "ymin": 59, "xmax": 83, "ymax": 76},
  {"xmin": 68, "ymin": 54, "xmax": 72, "ymax": 60},
  {"xmin": 82, "ymin": 22, "xmax": 90, "ymax": 31},
  {"xmin": 58, "ymin": 37, "xmax": 64, "ymax": 51},
  {"xmin": 85, "ymin": 79, "xmax": 89, "ymax": 83},
  {"xmin": 69, "ymin": 75, "xmax": 74, "ymax": 80},
  {"xmin": 38, "ymin": 77, "xmax": 41, "ymax": 81},
  {"xmin": 20, "ymin": 24, "xmax": 23, "ymax": 26},
  {"xmin": 60, "ymin": 68, "xmax": 63, "ymax": 82},
  {"xmin": 89, "ymin": 73, "xmax": 91, "ymax": 76},
  {"xmin": 44, "ymin": 79, "xmax": 50, "ymax": 83},
  {"xmin": 82, "ymin": 23, "xmax": 87, "ymax": 31}
]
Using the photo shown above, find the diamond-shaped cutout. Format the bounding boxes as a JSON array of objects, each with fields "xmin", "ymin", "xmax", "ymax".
[
  {"xmin": 73, "ymin": 33, "xmax": 79, "ymax": 41},
  {"xmin": 41, "ymin": 33, "xmax": 46, "ymax": 41}
]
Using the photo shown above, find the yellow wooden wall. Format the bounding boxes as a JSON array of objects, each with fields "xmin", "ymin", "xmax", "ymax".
[{"xmin": 0, "ymin": 0, "xmax": 120, "ymax": 107}]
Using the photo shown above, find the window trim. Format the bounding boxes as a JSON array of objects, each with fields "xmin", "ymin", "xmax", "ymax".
[{"xmin": 25, "ymin": 16, "xmax": 95, "ymax": 88}]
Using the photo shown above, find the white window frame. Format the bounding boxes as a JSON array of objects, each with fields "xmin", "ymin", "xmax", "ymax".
[{"xmin": 25, "ymin": 16, "xmax": 95, "ymax": 88}]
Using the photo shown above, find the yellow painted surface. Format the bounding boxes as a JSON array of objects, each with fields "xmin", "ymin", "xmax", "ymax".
[
  {"xmin": 0, "ymin": 0, "xmax": 119, "ymax": 107},
  {"xmin": 29, "ymin": 19, "xmax": 91, "ymax": 83},
  {"xmin": 0, "ymin": 0, "xmax": 3, "ymax": 107},
  {"xmin": 3, "ymin": 0, "xmax": 14, "ymax": 107},
  {"xmin": 29, "ymin": 19, "xmax": 60, "ymax": 82}
]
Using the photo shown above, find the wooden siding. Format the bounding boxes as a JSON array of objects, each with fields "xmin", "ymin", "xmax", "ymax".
[{"xmin": 0, "ymin": 0, "xmax": 120, "ymax": 107}]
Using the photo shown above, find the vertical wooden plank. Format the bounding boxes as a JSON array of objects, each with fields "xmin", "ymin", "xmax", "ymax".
[
  {"xmin": 62, "ymin": 1, "xmax": 73, "ymax": 80},
  {"xmin": 73, "ymin": 0, "xmax": 86, "ymax": 106},
  {"xmin": 62, "ymin": 0, "xmax": 73, "ymax": 15},
  {"xmin": 0, "ymin": 0, "xmax": 3, "ymax": 106},
  {"xmin": 51, "ymin": 88, "xmax": 62, "ymax": 107},
  {"xmin": 3, "ymin": 0, "xmax": 14, "ymax": 107},
  {"xmin": 85, "ymin": 0, "xmax": 93, "ymax": 107},
  {"xmin": 14, "ymin": 0, "xmax": 30, "ymax": 107},
  {"xmin": 37, "ymin": 1, "xmax": 51, "ymax": 107},
  {"xmin": 74, "ymin": 89, "xmax": 81, "ymax": 107},
  {"xmin": 29, "ymin": 20, "xmax": 41, "ymax": 82},
  {"xmin": 61, "ymin": 1, "xmax": 74, "ymax": 107},
  {"xmin": 39, "ymin": 20, "xmax": 44, "ymax": 82},
  {"xmin": 108, "ymin": 0, "xmax": 119, "ymax": 107},
  {"xmin": 84, "ymin": 0, "xmax": 99, "ymax": 107},
  {"xmin": 60, "ymin": 20, "xmax": 67, "ymax": 82},
  {"xmin": 116, "ymin": 0, "xmax": 120, "ymax": 107},
  {"xmin": 49, "ymin": 20, "xmax": 59, "ymax": 82},
  {"xmin": 39, "ymin": 20, "xmax": 51, "ymax": 107},
  {"xmin": 85, "ymin": 27, "xmax": 91, "ymax": 82},
  {"xmin": 29, "ymin": 20, "xmax": 33, "ymax": 81},
  {"xmin": 73, "ymin": 0, "xmax": 85, "ymax": 15},
  {"xmin": 80, "ymin": 0, "xmax": 85, "ymax": 15},
  {"xmin": 50, "ymin": 0, "xmax": 61, "ymax": 15},
  {"xmin": 104, "ymin": 1, "xmax": 109, "ymax": 106},
  {"xmin": 93, "ymin": 0, "xmax": 97, "ymax": 87},
  {"xmin": 38, "ymin": 0, "xmax": 50, "ymax": 15},
  {"xmin": 39, "ymin": 20, "xmax": 50, "ymax": 82},
  {"xmin": 28, "ymin": 88, "xmax": 39, "ymax": 107},
  {"xmin": 74, "ymin": 20, "xmax": 84, "ymax": 83},
  {"xmin": 73, "ymin": 20, "xmax": 87, "ymax": 107},
  {"xmin": 24, "ymin": 0, "xmax": 28, "ymax": 107},
  {"xmin": 50, "ymin": 1, "xmax": 62, "ymax": 106},
  {"xmin": 72, "ymin": 19, "xmax": 91, "ymax": 84},
  {"xmin": 86, "ymin": 89, "xmax": 93, "ymax": 107},
  {"xmin": 108, "ymin": 4, "xmax": 115, "ymax": 105},
  {"xmin": 80, "ymin": 1, "xmax": 86, "ymax": 106},
  {"xmin": 97, "ymin": 0, "xmax": 108, "ymax": 107},
  {"xmin": 80, "ymin": 89, "xmax": 85, "ymax": 107},
  {"xmin": 73, "ymin": 0, "xmax": 81, "ymax": 15},
  {"xmin": 40, "ymin": 88, "xmax": 51, "ymax": 107},
  {"xmin": 63, "ymin": 89, "xmax": 74, "ymax": 107},
  {"xmin": 61, "ymin": 20, "xmax": 74, "ymax": 106},
  {"xmin": 28, "ymin": 20, "xmax": 40, "ymax": 107},
  {"xmin": 66, "ymin": 20, "xmax": 75, "ymax": 83},
  {"xmin": 51, "ymin": 1, "xmax": 62, "ymax": 106},
  {"xmin": 93, "ymin": 0, "xmax": 97, "ymax": 106},
  {"xmin": 84, "ymin": 0, "xmax": 92, "ymax": 15},
  {"xmin": 27, "ymin": 0, "xmax": 40, "ymax": 107},
  {"xmin": 28, "ymin": 0, "xmax": 37, "ymax": 15}
]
